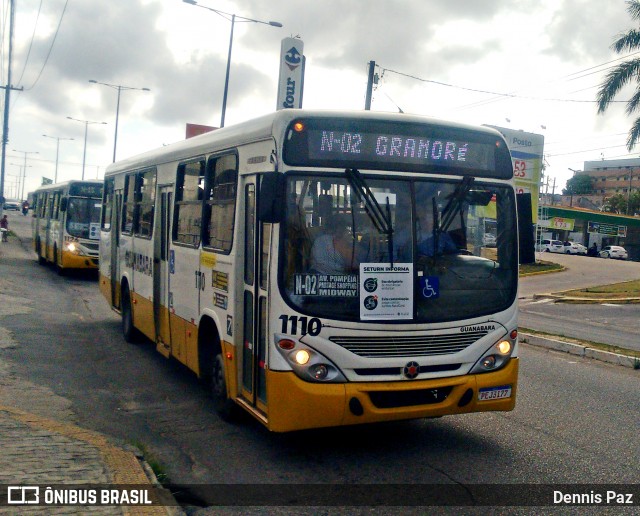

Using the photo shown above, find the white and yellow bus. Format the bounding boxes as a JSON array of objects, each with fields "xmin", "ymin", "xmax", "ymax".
[
  {"xmin": 33, "ymin": 180, "xmax": 103, "ymax": 273},
  {"xmin": 99, "ymin": 110, "xmax": 519, "ymax": 432}
]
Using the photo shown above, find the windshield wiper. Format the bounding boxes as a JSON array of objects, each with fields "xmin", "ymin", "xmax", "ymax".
[
  {"xmin": 440, "ymin": 176, "xmax": 474, "ymax": 232},
  {"xmin": 345, "ymin": 168, "xmax": 395, "ymax": 267}
]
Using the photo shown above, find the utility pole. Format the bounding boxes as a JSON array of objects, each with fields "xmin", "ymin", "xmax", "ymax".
[
  {"xmin": 627, "ymin": 170, "xmax": 634, "ymax": 215},
  {"xmin": 364, "ymin": 60, "xmax": 375, "ymax": 110},
  {"xmin": 1, "ymin": 0, "xmax": 23, "ymax": 211}
]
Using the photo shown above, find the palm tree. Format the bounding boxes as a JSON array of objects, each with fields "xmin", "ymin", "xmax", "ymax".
[{"xmin": 597, "ymin": 0, "xmax": 640, "ymax": 150}]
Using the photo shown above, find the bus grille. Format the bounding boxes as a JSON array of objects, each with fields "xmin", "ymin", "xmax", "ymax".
[{"xmin": 328, "ymin": 331, "xmax": 488, "ymax": 358}]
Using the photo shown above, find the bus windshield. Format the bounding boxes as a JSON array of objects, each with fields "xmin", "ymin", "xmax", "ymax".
[
  {"xmin": 281, "ymin": 173, "xmax": 518, "ymax": 323},
  {"xmin": 66, "ymin": 197, "xmax": 102, "ymax": 239}
]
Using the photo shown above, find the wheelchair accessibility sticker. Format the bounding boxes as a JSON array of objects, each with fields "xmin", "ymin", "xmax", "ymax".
[{"xmin": 420, "ymin": 276, "xmax": 440, "ymax": 299}]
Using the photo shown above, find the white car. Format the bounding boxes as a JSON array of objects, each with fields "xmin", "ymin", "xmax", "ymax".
[
  {"xmin": 536, "ymin": 239, "xmax": 564, "ymax": 253},
  {"xmin": 563, "ymin": 241, "xmax": 587, "ymax": 255},
  {"xmin": 483, "ymin": 233, "xmax": 496, "ymax": 247},
  {"xmin": 599, "ymin": 245, "xmax": 628, "ymax": 260},
  {"xmin": 3, "ymin": 200, "xmax": 21, "ymax": 211}
]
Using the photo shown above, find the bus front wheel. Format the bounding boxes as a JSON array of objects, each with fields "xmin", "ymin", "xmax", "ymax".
[{"xmin": 121, "ymin": 284, "xmax": 142, "ymax": 343}]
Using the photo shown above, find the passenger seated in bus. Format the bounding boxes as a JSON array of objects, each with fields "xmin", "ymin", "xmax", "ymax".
[
  {"xmin": 310, "ymin": 214, "xmax": 361, "ymax": 275},
  {"xmin": 393, "ymin": 208, "xmax": 457, "ymax": 259}
]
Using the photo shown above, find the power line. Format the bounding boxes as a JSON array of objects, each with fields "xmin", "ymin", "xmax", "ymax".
[
  {"xmin": 21, "ymin": 0, "xmax": 69, "ymax": 91},
  {"xmin": 378, "ymin": 66, "xmax": 629, "ymax": 104},
  {"xmin": 16, "ymin": 0, "xmax": 44, "ymax": 86}
]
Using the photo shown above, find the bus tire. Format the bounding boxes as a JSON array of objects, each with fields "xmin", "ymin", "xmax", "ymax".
[
  {"xmin": 54, "ymin": 245, "xmax": 65, "ymax": 276},
  {"xmin": 211, "ymin": 351, "xmax": 239, "ymax": 421},
  {"xmin": 121, "ymin": 283, "xmax": 142, "ymax": 343},
  {"xmin": 36, "ymin": 239, "xmax": 46, "ymax": 265}
]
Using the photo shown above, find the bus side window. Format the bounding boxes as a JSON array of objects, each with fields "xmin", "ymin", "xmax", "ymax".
[
  {"xmin": 173, "ymin": 159, "xmax": 205, "ymax": 246},
  {"xmin": 135, "ymin": 168, "xmax": 157, "ymax": 238},
  {"xmin": 203, "ymin": 153, "xmax": 238, "ymax": 253},
  {"xmin": 52, "ymin": 192, "xmax": 60, "ymax": 220},
  {"xmin": 122, "ymin": 175, "xmax": 136, "ymax": 234},
  {"xmin": 101, "ymin": 179, "xmax": 114, "ymax": 231}
]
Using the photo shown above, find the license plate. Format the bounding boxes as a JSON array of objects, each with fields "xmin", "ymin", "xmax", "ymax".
[{"xmin": 478, "ymin": 385, "xmax": 512, "ymax": 401}]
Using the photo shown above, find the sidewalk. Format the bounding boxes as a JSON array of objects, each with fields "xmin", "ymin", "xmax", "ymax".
[{"xmin": 0, "ymin": 230, "xmax": 181, "ymax": 515}]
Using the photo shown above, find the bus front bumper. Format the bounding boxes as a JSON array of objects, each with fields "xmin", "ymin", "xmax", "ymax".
[
  {"xmin": 60, "ymin": 250, "xmax": 99, "ymax": 270},
  {"xmin": 265, "ymin": 358, "xmax": 518, "ymax": 432}
]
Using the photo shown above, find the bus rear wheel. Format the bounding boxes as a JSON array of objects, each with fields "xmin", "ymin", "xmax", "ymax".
[
  {"xmin": 211, "ymin": 352, "xmax": 239, "ymax": 421},
  {"xmin": 121, "ymin": 284, "xmax": 142, "ymax": 343}
]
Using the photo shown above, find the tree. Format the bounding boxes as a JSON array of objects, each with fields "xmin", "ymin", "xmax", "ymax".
[
  {"xmin": 597, "ymin": 1, "xmax": 640, "ymax": 150},
  {"xmin": 602, "ymin": 193, "xmax": 628, "ymax": 214},
  {"xmin": 562, "ymin": 174, "xmax": 593, "ymax": 195},
  {"xmin": 629, "ymin": 190, "xmax": 640, "ymax": 214}
]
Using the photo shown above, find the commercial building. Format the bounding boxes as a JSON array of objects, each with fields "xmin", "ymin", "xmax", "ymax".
[
  {"xmin": 564, "ymin": 158, "xmax": 640, "ymax": 210},
  {"xmin": 537, "ymin": 205, "xmax": 640, "ymax": 261}
]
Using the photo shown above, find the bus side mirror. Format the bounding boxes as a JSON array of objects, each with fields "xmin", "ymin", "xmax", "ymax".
[
  {"xmin": 60, "ymin": 198, "xmax": 68, "ymax": 212},
  {"xmin": 258, "ymin": 174, "xmax": 285, "ymax": 223}
]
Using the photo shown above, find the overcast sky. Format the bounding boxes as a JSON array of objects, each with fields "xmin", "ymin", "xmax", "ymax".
[{"xmin": 2, "ymin": 0, "xmax": 638, "ymax": 198}]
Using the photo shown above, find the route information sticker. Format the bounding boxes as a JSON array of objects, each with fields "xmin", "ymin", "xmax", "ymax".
[{"xmin": 359, "ymin": 263, "xmax": 413, "ymax": 320}]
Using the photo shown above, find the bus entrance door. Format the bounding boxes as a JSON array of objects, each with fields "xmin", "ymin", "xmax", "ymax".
[
  {"xmin": 110, "ymin": 190, "xmax": 122, "ymax": 308},
  {"xmin": 154, "ymin": 186, "xmax": 173, "ymax": 357},
  {"xmin": 239, "ymin": 177, "xmax": 269, "ymax": 416}
]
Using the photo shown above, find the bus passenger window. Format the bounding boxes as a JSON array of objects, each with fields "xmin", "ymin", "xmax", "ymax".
[
  {"xmin": 135, "ymin": 169, "xmax": 156, "ymax": 238},
  {"xmin": 204, "ymin": 153, "xmax": 238, "ymax": 253},
  {"xmin": 122, "ymin": 175, "xmax": 136, "ymax": 234},
  {"xmin": 174, "ymin": 160, "xmax": 205, "ymax": 246}
]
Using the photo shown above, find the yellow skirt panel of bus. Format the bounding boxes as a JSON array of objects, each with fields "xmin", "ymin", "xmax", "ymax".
[
  {"xmin": 264, "ymin": 358, "xmax": 518, "ymax": 432},
  {"xmin": 98, "ymin": 274, "xmax": 111, "ymax": 302},
  {"xmin": 59, "ymin": 250, "xmax": 99, "ymax": 270},
  {"xmin": 131, "ymin": 292, "xmax": 155, "ymax": 342}
]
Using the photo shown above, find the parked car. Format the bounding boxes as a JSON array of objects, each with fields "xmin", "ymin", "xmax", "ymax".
[
  {"xmin": 563, "ymin": 241, "xmax": 587, "ymax": 255},
  {"xmin": 536, "ymin": 239, "xmax": 564, "ymax": 253},
  {"xmin": 599, "ymin": 245, "xmax": 628, "ymax": 260},
  {"xmin": 3, "ymin": 199, "xmax": 20, "ymax": 211},
  {"xmin": 483, "ymin": 233, "xmax": 497, "ymax": 247}
]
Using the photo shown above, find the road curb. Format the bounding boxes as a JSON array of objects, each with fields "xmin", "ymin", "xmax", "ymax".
[
  {"xmin": 532, "ymin": 292, "xmax": 640, "ymax": 304},
  {"xmin": 520, "ymin": 332, "xmax": 639, "ymax": 369}
]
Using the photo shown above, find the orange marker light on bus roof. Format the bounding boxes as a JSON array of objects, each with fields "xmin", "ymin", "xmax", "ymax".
[{"xmin": 293, "ymin": 121, "xmax": 305, "ymax": 132}]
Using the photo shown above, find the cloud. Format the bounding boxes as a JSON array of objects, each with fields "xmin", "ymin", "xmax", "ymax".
[{"xmin": 543, "ymin": 0, "xmax": 631, "ymax": 63}]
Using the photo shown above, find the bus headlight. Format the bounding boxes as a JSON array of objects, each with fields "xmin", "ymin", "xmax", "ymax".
[
  {"xmin": 276, "ymin": 335, "xmax": 346, "ymax": 383},
  {"xmin": 470, "ymin": 332, "xmax": 516, "ymax": 374},
  {"xmin": 64, "ymin": 242, "xmax": 85, "ymax": 255}
]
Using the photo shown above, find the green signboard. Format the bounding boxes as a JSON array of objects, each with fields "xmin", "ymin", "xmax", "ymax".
[{"xmin": 588, "ymin": 221, "xmax": 627, "ymax": 237}]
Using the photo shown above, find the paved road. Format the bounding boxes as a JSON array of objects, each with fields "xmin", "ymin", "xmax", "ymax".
[
  {"xmin": 519, "ymin": 251, "xmax": 640, "ymax": 351},
  {"xmin": 1, "ymin": 210, "xmax": 638, "ymax": 511},
  {"xmin": 519, "ymin": 251, "xmax": 640, "ymax": 298}
]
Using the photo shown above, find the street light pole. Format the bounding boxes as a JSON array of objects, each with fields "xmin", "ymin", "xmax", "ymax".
[
  {"xmin": 67, "ymin": 117, "xmax": 107, "ymax": 180},
  {"xmin": 221, "ymin": 13, "xmax": 236, "ymax": 129},
  {"xmin": 182, "ymin": 0, "xmax": 282, "ymax": 127},
  {"xmin": 89, "ymin": 80, "xmax": 150, "ymax": 162},
  {"xmin": 42, "ymin": 135, "xmax": 74, "ymax": 183},
  {"xmin": 12, "ymin": 150, "xmax": 38, "ymax": 200}
]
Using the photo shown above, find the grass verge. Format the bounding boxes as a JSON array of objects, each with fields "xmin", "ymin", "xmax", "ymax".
[
  {"xmin": 559, "ymin": 279, "xmax": 640, "ymax": 299},
  {"xmin": 130, "ymin": 441, "xmax": 169, "ymax": 484},
  {"xmin": 519, "ymin": 260, "xmax": 564, "ymax": 276}
]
